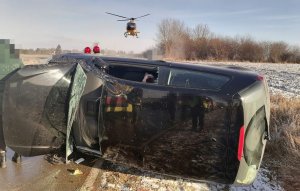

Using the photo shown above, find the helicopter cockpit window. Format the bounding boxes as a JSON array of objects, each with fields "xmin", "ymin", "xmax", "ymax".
[
  {"xmin": 107, "ymin": 64, "xmax": 159, "ymax": 84},
  {"xmin": 127, "ymin": 23, "xmax": 136, "ymax": 30}
]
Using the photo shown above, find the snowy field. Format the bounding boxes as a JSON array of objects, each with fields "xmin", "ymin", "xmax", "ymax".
[
  {"xmin": 97, "ymin": 161, "xmax": 284, "ymax": 191},
  {"xmin": 240, "ymin": 62, "xmax": 300, "ymax": 98},
  {"xmin": 189, "ymin": 61, "xmax": 300, "ymax": 99}
]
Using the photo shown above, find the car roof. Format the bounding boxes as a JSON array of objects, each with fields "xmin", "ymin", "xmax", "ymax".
[{"xmin": 60, "ymin": 53, "xmax": 258, "ymax": 77}]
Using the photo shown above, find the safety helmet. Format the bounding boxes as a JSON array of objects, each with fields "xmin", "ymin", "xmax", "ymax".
[
  {"xmin": 93, "ymin": 45, "xmax": 100, "ymax": 54},
  {"xmin": 84, "ymin": 47, "xmax": 91, "ymax": 54}
]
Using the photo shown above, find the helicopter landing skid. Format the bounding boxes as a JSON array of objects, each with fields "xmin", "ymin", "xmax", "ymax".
[{"xmin": 124, "ymin": 32, "xmax": 139, "ymax": 38}]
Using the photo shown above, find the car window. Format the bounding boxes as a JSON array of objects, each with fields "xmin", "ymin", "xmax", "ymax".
[
  {"xmin": 107, "ymin": 63, "xmax": 159, "ymax": 84},
  {"xmin": 168, "ymin": 68, "xmax": 230, "ymax": 90}
]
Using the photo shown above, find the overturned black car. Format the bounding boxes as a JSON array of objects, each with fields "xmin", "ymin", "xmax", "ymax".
[{"xmin": 0, "ymin": 53, "xmax": 270, "ymax": 185}]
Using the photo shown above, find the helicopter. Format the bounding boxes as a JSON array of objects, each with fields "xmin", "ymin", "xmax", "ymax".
[{"xmin": 106, "ymin": 12, "xmax": 150, "ymax": 38}]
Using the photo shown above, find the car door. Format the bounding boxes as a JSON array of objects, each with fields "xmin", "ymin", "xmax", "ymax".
[
  {"xmin": 101, "ymin": 64, "xmax": 234, "ymax": 183},
  {"xmin": 142, "ymin": 67, "xmax": 232, "ymax": 183},
  {"xmin": 2, "ymin": 63, "xmax": 87, "ymax": 156},
  {"xmin": 100, "ymin": 64, "xmax": 171, "ymax": 155}
]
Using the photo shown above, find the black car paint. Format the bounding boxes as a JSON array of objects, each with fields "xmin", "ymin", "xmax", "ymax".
[
  {"xmin": 101, "ymin": 78, "xmax": 239, "ymax": 183},
  {"xmin": 65, "ymin": 54, "xmax": 257, "ymax": 183},
  {"xmin": 2, "ymin": 54, "xmax": 262, "ymax": 184}
]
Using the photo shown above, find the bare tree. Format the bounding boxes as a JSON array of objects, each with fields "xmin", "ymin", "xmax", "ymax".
[
  {"xmin": 192, "ymin": 24, "xmax": 211, "ymax": 40},
  {"xmin": 238, "ymin": 37, "xmax": 264, "ymax": 62},
  {"xmin": 54, "ymin": 44, "xmax": 62, "ymax": 55},
  {"xmin": 155, "ymin": 18, "xmax": 300, "ymax": 63},
  {"xmin": 288, "ymin": 46, "xmax": 300, "ymax": 63},
  {"xmin": 157, "ymin": 19, "xmax": 190, "ymax": 59},
  {"xmin": 268, "ymin": 42, "xmax": 288, "ymax": 63}
]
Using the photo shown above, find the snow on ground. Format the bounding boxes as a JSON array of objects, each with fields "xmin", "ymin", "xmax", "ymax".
[
  {"xmin": 189, "ymin": 61, "xmax": 300, "ymax": 98},
  {"xmin": 97, "ymin": 161, "xmax": 284, "ymax": 191},
  {"xmin": 224, "ymin": 62, "xmax": 299, "ymax": 98}
]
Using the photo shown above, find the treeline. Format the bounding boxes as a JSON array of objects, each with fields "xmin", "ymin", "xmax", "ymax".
[
  {"xmin": 20, "ymin": 46, "xmax": 140, "ymax": 58},
  {"xmin": 20, "ymin": 45, "xmax": 76, "ymax": 55},
  {"xmin": 153, "ymin": 18, "xmax": 300, "ymax": 63},
  {"xmin": 20, "ymin": 48, "xmax": 56, "ymax": 55}
]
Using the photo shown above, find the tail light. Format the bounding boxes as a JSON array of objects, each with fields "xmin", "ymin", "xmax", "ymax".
[
  {"xmin": 257, "ymin": 75, "xmax": 264, "ymax": 81},
  {"xmin": 237, "ymin": 125, "xmax": 245, "ymax": 161}
]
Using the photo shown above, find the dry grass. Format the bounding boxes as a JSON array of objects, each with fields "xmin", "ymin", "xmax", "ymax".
[
  {"xmin": 268, "ymin": 95, "xmax": 300, "ymax": 156},
  {"xmin": 265, "ymin": 95, "xmax": 300, "ymax": 190}
]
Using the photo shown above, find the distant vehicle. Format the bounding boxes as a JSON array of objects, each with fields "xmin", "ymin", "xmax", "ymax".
[
  {"xmin": 0, "ymin": 53, "xmax": 270, "ymax": 186},
  {"xmin": 106, "ymin": 12, "xmax": 150, "ymax": 38}
]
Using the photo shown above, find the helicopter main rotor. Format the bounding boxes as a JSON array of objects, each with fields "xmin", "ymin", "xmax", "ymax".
[{"xmin": 105, "ymin": 12, "xmax": 150, "ymax": 21}]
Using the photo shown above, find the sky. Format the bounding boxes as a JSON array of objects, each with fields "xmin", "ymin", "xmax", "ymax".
[{"xmin": 1, "ymin": 0, "xmax": 300, "ymax": 53}]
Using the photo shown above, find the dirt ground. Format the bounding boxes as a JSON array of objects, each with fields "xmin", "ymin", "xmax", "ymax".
[
  {"xmin": 0, "ymin": 149, "xmax": 94, "ymax": 191},
  {"xmin": 20, "ymin": 54, "xmax": 51, "ymax": 65}
]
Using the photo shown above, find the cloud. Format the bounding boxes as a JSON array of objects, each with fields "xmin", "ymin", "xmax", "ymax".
[
  {"xmin": 262, "ymin": 15, "xmax": 300, "ymax": 21},
  {"xmin": 167, "ymin": 8, "xmax": 266, "ymax": 20}
]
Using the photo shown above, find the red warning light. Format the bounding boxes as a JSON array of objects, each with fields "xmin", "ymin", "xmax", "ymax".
[
  {"xmin": 84, "ymin": 47, "xmax": 91, "ymax": 54},
  {"xmin": 93, "ymin": 45, "xmax": 100, "ymax": 54}
]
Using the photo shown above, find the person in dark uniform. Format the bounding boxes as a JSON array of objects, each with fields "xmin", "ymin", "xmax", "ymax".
[
  {"xmin": 0, "ymin": 123, "xmax": 6, "ymax": 168},
  {"xmin": 191, "ymin": 97, "xmax": 205, "ymax": 131},
  {"xmin": 128, "ymin": 87, "xmax": 143, "ymax": 126}
]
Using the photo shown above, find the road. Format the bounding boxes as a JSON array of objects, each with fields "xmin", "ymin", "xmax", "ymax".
[{"xmin": 0, "ymin": 149, "xmax": 100, "ymax": 191}]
